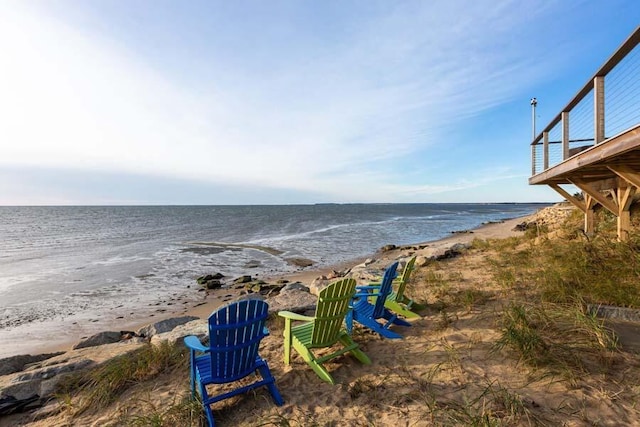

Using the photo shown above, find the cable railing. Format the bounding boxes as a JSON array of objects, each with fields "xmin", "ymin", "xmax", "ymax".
[{"xmin": 531, "ymin": 27, "xmax": 640, "ymax": 176}]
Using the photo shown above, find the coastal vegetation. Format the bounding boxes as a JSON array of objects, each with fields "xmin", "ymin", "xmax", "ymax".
[{"xmin": 10, "ymin": 205, "xmax": 640, "ymax": 426}]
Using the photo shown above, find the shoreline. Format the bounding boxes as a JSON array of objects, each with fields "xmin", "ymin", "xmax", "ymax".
[{"xmin": 2, "ymin": 214, "xmax": 534, "ymax": 359}]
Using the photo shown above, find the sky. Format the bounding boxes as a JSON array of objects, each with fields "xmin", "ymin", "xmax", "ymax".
[{"xmin": 0, "ymin": 1, "xmax": 638, "ymax": 205}]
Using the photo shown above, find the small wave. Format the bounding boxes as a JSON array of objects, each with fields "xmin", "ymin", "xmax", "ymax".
[{"xmin": 92, "ymin": 255, "xmax": 153, "ymax": 266}]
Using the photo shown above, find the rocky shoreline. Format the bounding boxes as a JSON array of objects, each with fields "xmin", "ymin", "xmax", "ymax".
[{"xmin": 0, "ymin": 213, "xmax": 544, "ymax": 419}]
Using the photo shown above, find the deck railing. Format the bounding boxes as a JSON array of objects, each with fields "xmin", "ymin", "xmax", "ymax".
[{"xmin": 531, "ymin": 27, "xmax": 640, "ymax": 176}]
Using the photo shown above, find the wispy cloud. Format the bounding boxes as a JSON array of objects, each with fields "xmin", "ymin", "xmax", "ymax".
[{"xmin": 0, "ymin": 1, "xmax": 582, "ymax": 203}]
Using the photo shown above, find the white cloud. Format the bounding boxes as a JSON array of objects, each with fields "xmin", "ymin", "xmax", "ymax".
[{"xmin": 0, "ymin": 1, "xmax": 569, "ymax": 202}]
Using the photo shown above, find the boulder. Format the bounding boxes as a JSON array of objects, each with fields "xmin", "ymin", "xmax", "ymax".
[
  {"xmin": 0, "ymin": 353, "xmax": 63, "ymax": 377},
  {"xmin": 233, "ymin": 275, "xmax": 253, "ymax": 284},
  {"xmin": 267, "ymin": 284, "xmax": 317, "ymax": 314},
  {"xmin": 0, "ymin": 340, "xmax": 145, "ymax": 401},
  {"xmin": 137, "ymin": 316, "xmax": 199, "ymax": 338},
  {"xmin": 415, "ymin": 255, "xmax": 430, "ymax": 267},
  {"xmin": 308, "ymin": 277, "xmax": 331, "ymax": 296},
  {"xmin": 150, "ymin": 319, "xmax": 208, "ymax": 346},
  {"xmin": 73, "ymin": 331, "xmax": 124, "ymax": 350}
]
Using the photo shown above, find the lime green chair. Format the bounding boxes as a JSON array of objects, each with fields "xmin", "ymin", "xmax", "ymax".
[
  {"xmin": 370, "ymin": 256, "xmax": 425, "ymax": 319},
  {"xmin": 278, "ymin": 278, "xmax": 371, "ymax": 384}
]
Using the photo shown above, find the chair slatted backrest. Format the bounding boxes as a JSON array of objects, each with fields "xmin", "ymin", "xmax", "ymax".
[
  {"xmin": 396, "ymin": 257, "xmax": 416, "ymax": 300},
  {"xmin": 372, "ymin": 262, "xmax": 399, "ymax": 318},
  {"xmin": 208, "ymin": 299, "xmax": 269, "ymax": 382},
  {"xmin": 310, "ymin": 278, "xmax": 357, "ymax": 347}
]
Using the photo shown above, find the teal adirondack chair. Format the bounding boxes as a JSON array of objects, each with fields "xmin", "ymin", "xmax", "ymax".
[
  {"xmin": 278, "ymin": 278, "xmax": 371, "ymax": 384},
  {"xmin": 184, "ymin": 299, "xmax": 283, "ymax": 427},
  {"xmin": 346, "ymin": 261, "xmax": 411, "ymax": 339},
  {"xmin": 369, "ymin": 256, "xmax": 425, "ymax": 318}
]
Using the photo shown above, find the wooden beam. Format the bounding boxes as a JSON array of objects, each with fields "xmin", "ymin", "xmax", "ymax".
[
  {"xmin": 550, "ymin": 184, "xmax": 586, "ymax": 212},
  {"xmin": 570, "ymin": 179, "xmax": 618, "ymax": 215},
  {"xmin": 608, "ymin": 164, "xmax": 640, "ymax": 190},
  {"xmin": 618, "ymin": 185, "xmax": 635, "ymax": 211}
]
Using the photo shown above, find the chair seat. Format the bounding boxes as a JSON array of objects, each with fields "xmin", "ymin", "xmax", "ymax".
[
  {"xmin": 194, "ymin": 353, "xmax": 265, "ymax": 385},
  {"xmin": 291, "ymin": 322, "xmax": 314, "ymax": 347}
]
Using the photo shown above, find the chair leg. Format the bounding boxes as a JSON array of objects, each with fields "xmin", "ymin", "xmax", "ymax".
[
  {"xmin": 294, "ymin": 342, "xmax": 335, "ymax": 384},
  {"xmin": 189, "ymin": 351, "xmax": 197, "ymax": 399},
  {"xmin": 345, "ymin": 310, "xmax": 354, "ymax": 334},
  {"xmin": 382, "ymin": 310, "xmax": 411, "ymax": 327},
  {"xmin": 283, "ymin": 319, "xmax": 292, "ymax": 365},
  {"xmin": 338, "ymin": 333, "xmax": 371, "ymax": 365},
  {"xmin": 198, "ymin": 382, "xmax": 215, "ymax": 427},
  {"xmin": 257, "ymin": 361, "xmax": 284, "ymax": 406},
  {"xmin": 385, "ymin": 300, "xmax": 421, "ymax": 319}
]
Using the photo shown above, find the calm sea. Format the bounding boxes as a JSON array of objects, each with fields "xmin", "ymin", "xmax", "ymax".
[{"xmin": 0, "ymin": 204, "xmax": 544, "ymax": 357}]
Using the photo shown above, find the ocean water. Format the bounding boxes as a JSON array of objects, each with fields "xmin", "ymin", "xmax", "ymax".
[{"xmin": 0, "ymin": 203, "xmax": 544, "ymax": 357}]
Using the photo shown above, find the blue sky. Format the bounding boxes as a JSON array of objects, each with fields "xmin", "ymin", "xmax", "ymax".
[{"xmin": 0, "ymin": 1, "xmax": 638, "ymax": 205}]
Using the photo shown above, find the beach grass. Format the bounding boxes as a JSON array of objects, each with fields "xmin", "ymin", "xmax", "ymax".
[{"xmin": 55, "ymin": 341, "xmax": 189, "ymax": 417}]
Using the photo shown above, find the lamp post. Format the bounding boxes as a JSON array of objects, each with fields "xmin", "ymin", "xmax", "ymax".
[{"xmin": 530, "ymin": 97, "xmax": 537, "ymax": 141}]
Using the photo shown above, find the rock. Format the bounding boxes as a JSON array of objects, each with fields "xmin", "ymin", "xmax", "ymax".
[
  {"xmin": 267, "ymin": 285, "xmax": 317, "ymax": 314},
  {"xmin": 0, "ymin": 341, "xmax": 146, "ymax": 401},
  {"xmin": 137, "ymin": 316, "xmax": 199, "ymax": 338},
  {"xmin": 205, "ymin": 279, "xmax": 223, "ymax": 289},
  {"xmin": 0, "ymin": 353, "xmax": 64, "ymax": 377},
  {"xmin": 150, "ymin": 319, "xmax": 208, "ymax": 346},
  {"xmin": 233, "ymin": 275, "xmax": 253, "ymax": 284},
  {"xmin": 512, "ymin": 221, "xmax": 532, "ymax": 232},
  {"xmin": 285, "ymin": 258, "xmax": 315, "ymax": 268},
  {"xmin": 415, "ymin": 255, "xmax": 430, "ymax": 267},
  {"xmin": 380, "ymin": 244, "xmax": 397, "ymax": 252},
  {"xmin": 196, "ymin": 273, "xmax": 224, "ymax": 284},
  {"xmin": 309, "ymin": 277, "xmax": 331, "ymax": 296},
  {"xmin": 0, "ymin": 394, "xmax": 42, "ymax": 416},
  {"xmin": 73, "ymin": 331, "xmax": 123, "ymax": 350},
  {"xmin": 282, "ymin": 282, "xmax": 310, "ymax": 293}
]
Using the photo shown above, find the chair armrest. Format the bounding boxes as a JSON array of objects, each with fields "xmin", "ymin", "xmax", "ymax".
[
  {"xmin": 277, "ymin": 311, "xmax": 315, "ymax": 321},
  {"xmin": 356, "ymin": 285, "xmax": 379, "ymax": 291},
  {"xmin": 184, "ymin": 335, "xmax": 209, "ymax": 353}
]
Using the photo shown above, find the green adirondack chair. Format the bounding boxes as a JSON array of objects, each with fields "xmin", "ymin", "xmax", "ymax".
[
  {"xmin": 370, "ymin": 256, "xmax": 425, "ymax": 318},
  {"xmin": 278, "ymin": 278, "xmax": 371, "ymax": 384}
]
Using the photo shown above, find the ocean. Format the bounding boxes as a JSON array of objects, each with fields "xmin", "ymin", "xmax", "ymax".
[{"xmin": 0, "ymin": 203, "xmax": 544, "ymax": 357}]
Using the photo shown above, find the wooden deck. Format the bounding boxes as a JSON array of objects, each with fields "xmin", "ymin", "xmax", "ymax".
[{"xmin": 529, "ymin": 27, "xmax": 640, "ymax": 240}]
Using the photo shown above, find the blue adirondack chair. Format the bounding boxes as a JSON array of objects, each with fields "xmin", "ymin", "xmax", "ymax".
[
  {"xmin": 184, "ymin": 299, "xmax": 283, "ymax": 427},
  {"xmin": 346, "ymin": 261, "xmax": 411, "ymax": 339}
]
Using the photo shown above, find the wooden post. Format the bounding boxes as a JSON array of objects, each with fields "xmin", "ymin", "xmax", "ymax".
[
  {"xmin": 584, "ymin": 194, "xmax": 595, "ymax": 235},
  {"xmin": 562, "ymin": 111, "xmax": 570, "ymax": 160},
  {"xmin": 617, "ymin": 185, "xmax": 635, "ymax": 242},
  {"xmin": 543, "ymin": 131, "xmax": 549, "ymax": 170},
  {"xmin": 594, "ymin": 76, "xmax": 605, "ymax": 144}
]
